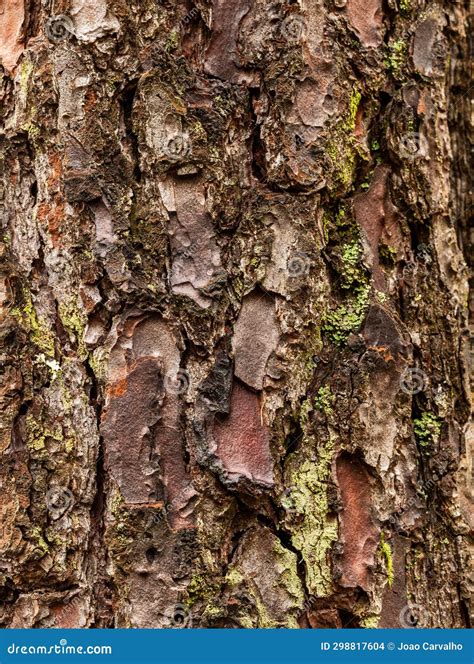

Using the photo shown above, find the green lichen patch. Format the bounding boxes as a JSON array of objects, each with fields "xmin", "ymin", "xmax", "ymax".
[
  {"xmin": 299, "ymin": 397, "xmax": 313, "ymax": 428},
  {"xmin": 25, "ymin": 526, "xmax": 50, "ymax": 561},
  {"xmin": 379, "ymin": 243, "xmax": 398, "ymax": 265},
  {"xmin": 378, "ymin": 532, "xmax": 394, "ymax": 588},
  {"xmin": 25, "ymin": 414, "xmax": 63, "ymax": 453},
  {"xmin": 273, "ymin": 539, "xmax": 304, "ymax": 601},
  {"xmin": 360, "ymin": 615, "xmax": 380, "ymax": 628},
  {"xmin": 325, "ymin": 86, "xmax": 365, "ymax": 195},
  {"xmin": 326, "ymin": 139, "xmax": 357, "ymax": 194},
  {"xmin": 413, "ymin": 412, "xmax": 442, "ymax": 450},
  {"xmin": 12, "ymin": 288, "xmax": 56, "ymax": 357},
  {"xmin": 285, "ymin": 435, "xmax": 338, "ymax": 597},
  {"xmin": 58, "ymin": 298, "xmax": 88, "ymax": 359},
  {"xmin": 344, "ymin": 87, "xmax": 362, "ymax": 133},
  {"xmin": 399, "ymin": 0, "xmax": 411, "ymax": 14},
  {"xmin": 314, "ymin": 386, "xmax": 335, "ymax": 415},
  {"xmin": 384, "ymin": 38, "xmax": 408, "ymax": 77},
  {"xmin": 322, "ymin": 284, "xmax": 371, "ymax": 346},
  {"xmin": 339, "ymin": 239, "xmax": 366, "ymax": 289},
  {"xmin": 19, "ymin": 59, "xmax": 34, "ymax": 95},
  {"xmin": 185, "ymin": 574, "xmax": 220, "ymax": 608}
]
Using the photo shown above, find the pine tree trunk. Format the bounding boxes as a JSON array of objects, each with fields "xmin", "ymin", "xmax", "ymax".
[{"xmin": 0, "ymin": 0, "xmax": 471, "ymax": 629}]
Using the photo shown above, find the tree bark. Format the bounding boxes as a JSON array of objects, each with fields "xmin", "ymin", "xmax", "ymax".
[{"xmin": 0, "ymin": 0, "xmax": 471, "ymax": 629}]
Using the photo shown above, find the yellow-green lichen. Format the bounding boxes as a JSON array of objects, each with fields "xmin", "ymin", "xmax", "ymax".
[
  {"xmin": 385, "ymin": 39, "xmax": 408, "ymax": 76},
  {"xmin": 274, "ymin": 552, "xmax": 304, "ymax": 614},
  {"xmin": 19, "ymin": 59, "xmax": 34, "ymax": 95},
  {"xmin": 185, "ymin": 574, "xmax": 219, "ymax": 608},
  {"xmin": 287, "ymin": 436, "xmax": 338, "ymax": 597},
  {"xmin": 224, "ymin": 539, "xmax": 304, "ymax": 628},
  {"xmin": 25, "ymin": 415, "xmax": 63, "ymax": 452},
  {"xmin": 379, "ymin": 532, "xmax": 394, "ymax": 588},
  {"xmin": 299, "ymin": 398, "xmax": 313, "ymax": 428},
  {"xmin": 12, "ymin": 289, "xmax": 56, "ymax": 357},
  {"xmin": 28, "ymin": 526, "xmax": 49, "ymax": 558},
  {"xmin": 88, "ymin": 349, "xmax": 108, "ymax": 383},
  {"xmin": 379, "ymin": 243, "xmax": 398, "ymax": 265},
  {"xmin": 224, "ymin": 566, "xmax": 273, "ymax": 628},
  {"xmin": 340, "ymin": 239, "xmax": 365, "ymax": 288},
  {"xmin": 326, "ymin": 139, "xmax": 357, "ymax": 192},
  {"xmin": 58, "ymin": 298, "xmax": 87, "ymax": 359},
  {"xmin": 413, "ymin": 412, "xmax": 442, "ymax": 450},
  {"xmin": 225, "ymin": 568, "xmax": 244, "ymax": 587},
  {"xmin": 325, "ymin": 85, "xmax": 367, "ymax": 193},
  {"xmin": 335, "ymin": 204, "xmax": 349, "ymax": 227},
  {"xmin": 190, "ymin": 120, "xmax": 207, "ymax": 141},
  {"xmin": 164, "ymin": 29, "xmax": 179, "ymax": 52},
  {"xmin": 314, "ymin": 386, "xmax": 335, "ymax": 415},
  {"xmin": 299, "ymin": 325, "xmax": 323, "ymax": 381},
  {"xmin": 361, "ymin": 615, "xmax": 380, "ymax": 628},
  {"xmin": 36, "ymin": 353, "xmax": 61, "ymax": 378},
  {"xmin": 399, "ymin": 0, "xmax": 410, "ymax": 13},
  {"xmin": 344, "ymin": 87, "xmax": 361, "ymax": 132},
  {"xmin": 322, "ymin": 283, "xmax": 371, "ymax": 346},
  {"xmin": 21, "ymin": 122, "xmax": 41, "ymax": 144}
]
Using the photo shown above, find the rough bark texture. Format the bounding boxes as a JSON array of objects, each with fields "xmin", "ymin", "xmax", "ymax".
[{"xmin": 0, "ymin": 0, "xmax": 472, "ymax": 629}]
